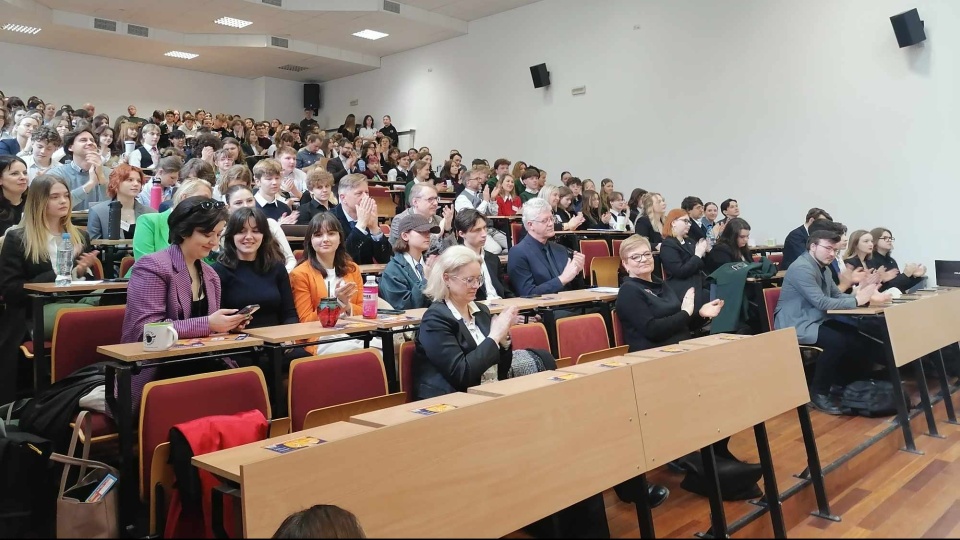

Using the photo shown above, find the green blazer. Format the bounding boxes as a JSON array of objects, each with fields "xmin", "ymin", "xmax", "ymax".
[{"xmin": 133, "ymin": 209, "xmax": 172, "ymax": 261}]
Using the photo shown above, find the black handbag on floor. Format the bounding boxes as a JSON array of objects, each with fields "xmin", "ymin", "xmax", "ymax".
[{"xmin": 839, "ymin": 380, "xmax": 898, "ymax": 417}]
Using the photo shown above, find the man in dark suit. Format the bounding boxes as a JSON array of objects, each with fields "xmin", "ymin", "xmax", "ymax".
[
  {"xmin": 453, "ymin": 209, "xmax": 509, "ymax": 301},
  {"xmin": 781, "ymin": 208, "xmax": 832, "ymax": 269},
  {"xmin": 508, "ymin": 198, "xmax": 586, "ymax": 296},
  {"xmin": 326, "ymin": 140, "xmax": 360, "ymax": 183},
  {"xmin": 681, "ymin": 196, "xmax": 707, "ymax": 242},
  {"xmin": 332, "ymin": 173, "xmax": 391, "ymax": 264}
]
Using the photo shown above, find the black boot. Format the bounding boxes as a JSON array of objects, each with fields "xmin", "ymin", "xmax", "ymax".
[
  {"xmin": 648, "ymin": 484, "xmax": 669, "ymax": 508},
  {"xmin": 810, "ymin": 393, "xmax": 842, "ymax": 415}
]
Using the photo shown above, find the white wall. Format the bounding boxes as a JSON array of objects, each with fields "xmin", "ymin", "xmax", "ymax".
[
  {"xmin": 319, "ymin": 0, "xmax": 959, "ymax": 278},
  {"xmin": 0, "ymin": 42, "xmax": 305, "ymax": 124}
]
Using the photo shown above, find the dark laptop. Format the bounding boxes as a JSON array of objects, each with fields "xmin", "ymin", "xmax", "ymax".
[{"xmin": 935, "ymin": 260, "xmax": 960, "ymax": 287}]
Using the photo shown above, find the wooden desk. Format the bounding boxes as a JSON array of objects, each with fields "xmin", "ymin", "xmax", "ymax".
[
  {"xmin": 358, "ymin": 263, "xmax": 386, "ymax": 275},
  {"xmin": 746, "ymin": 270, "xmax": 786, "ymax": 282},
  {"xmin": 239, "ymin": 367, "xmax": 645, "ymax": 538},
  {"xmin": 90, "ymin": 239, "xmax": 132, "ymax": 246},
  {"xmin": 193, "ymin": 422, "xmax": 374, "ymax": 484},
  {"xmin": 350, "ymin": 392, "xmax": 493, "ymax": 428},
  {"xmin": 626, "ymin": 343, "xmax": 706, "ymax": 360},
  {"xmin": 97, "ymin": 335, "xmax": 263, "ymax": 363},
  {"xmin": 24, "ymin": 281, "xmax": 129, "ymax": 294},
  {"xmin": 680, "ymin": 333, "xmax": 752, "ymax": 347},
  {"xmin": 556, "ymin": 356, "xmax": 641, "ymax": 375},
  {"xmin": 468, "ymin": 370, "xmax": 582, "ymax": 397},
  {"xmin": 244, "ymin": 321, "xmax": 377, "ymax": 344}
]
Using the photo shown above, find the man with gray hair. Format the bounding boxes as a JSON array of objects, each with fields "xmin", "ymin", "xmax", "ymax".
[
  {"xmin": 507, "ymin": 197, "xmax": 586, "ymax": 296},
  {"xmin": 332, "ymin": 173, "xmax": 392, "ymax": 264},
  {"xmin": 389, "ymin": 182, "xmax": 456, "ymax": 253}
]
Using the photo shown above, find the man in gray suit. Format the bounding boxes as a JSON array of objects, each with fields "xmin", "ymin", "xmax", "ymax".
[{"xmin": 775, "ymin": 229, "xmax": 889, "ymax": 414}]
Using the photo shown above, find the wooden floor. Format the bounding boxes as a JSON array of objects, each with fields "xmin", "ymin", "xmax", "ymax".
[{"xmin": 510, "ymin": 376, "xmax": 960, "ymax": 539}]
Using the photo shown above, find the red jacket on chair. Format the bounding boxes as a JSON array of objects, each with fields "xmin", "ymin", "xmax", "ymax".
[{"xmin": 165, "ymin": 409, "xmax": 268, "ymax": 538}]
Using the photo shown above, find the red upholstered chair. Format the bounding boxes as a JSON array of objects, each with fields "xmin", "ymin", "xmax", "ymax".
[
  {"xmin": 293, "ymin": 249, "xmax": 304, "ymax": 263},
  {"xmin": 612, "ymin": 311, "xmax": 624, "ymax": 347},
  {"xmin": 590, "ymin": 256, "xmax": 621, "ymax": 287},
  {"xmin": 399, "ymin": 341, "xmax": 415, "ymax": 403},
  {"xmin": 119, "ymin": 256, "xmax": 135, "ymax": 278},
  {"xmin": 753, "ymin": 254, "xmax": 762, "ymax": 262},
  {"xmin": 288, "ymin": 349, "xmax": 389, "ymax": 432},
  {"xmin": 380, "ymin": 223, "xmax": 391, "ymax": 236},
  {"xmin": 138, "ymin": 367, "xmax": 270, "ymax": 513},
  {"xmin": 556, "ymin": 314, "xmax": 611, "ymax": 365},
  {"xmin": 510, "ymin": 222, "xmax": 523, "ymax": 247},
  {"xmin": 762, "ymin": 287, "xmax": 821, "ymax": 364},
  {"xmin": 89, "ymin": 257, "xmax": 104, "ymax": 280},
  {"xmin": 768, "ymin": 253, "xmax": 783, "ymax": 266},
  {"xmin": 612, "ymin": 239, "xmax": 623, "ymax": 257},
  {"xmin": 578, "ymin": 239, "xmax": 610, "ymax": 282},
  {"xmin": 510, "ymin": 323, "xmax": 550, "ymax": 351},
  {"xmin": 52, "ymin": 306, "xmax": 126, "ymax": 445}
]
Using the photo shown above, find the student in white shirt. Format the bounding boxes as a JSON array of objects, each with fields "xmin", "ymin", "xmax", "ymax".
[
  {"xmin": 128, "ymin": 124, "xmax": 161, "ymax": 170},
  {"xmin": 252, "ymin": 158, "xmax": 298, "ymax": 224},
  {"xmin": 21, "ymin": 126, "xmax": 61, "ymax": 184},
  {"xmin": 455, "ymin": 166, "xmax": 508, "ymax": 254}
]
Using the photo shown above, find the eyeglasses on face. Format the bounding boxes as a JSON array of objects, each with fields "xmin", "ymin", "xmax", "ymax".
[
  {"xmin": 448, "ymin": 274, "xmax": 483, "ymax": 287},
  {"xmin": 627, "ymin": 252, "xmax": 654, "ymax": 263},
  {"xmin": 879, "ymin": 236, "xmax": 895, "ymax": 242},
  {"xmin": 187, "ymin": 199, "xmax": 226, "ymax": 215},
  {"xmin": 416, "ymin": 196, "xmax": 439, "ymax": 203},
  {"xmin": 815, "ymin": 244, "xmax": 840, "ymax": 254}
]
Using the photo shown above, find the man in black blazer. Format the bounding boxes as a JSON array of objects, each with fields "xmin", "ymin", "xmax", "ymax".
[
  {"xmin": 452, "ymin": 209, "xmax": 509, "ymax": 301},
  {"xmin": 507, "ymin": 198, "xmax": 586, "ymax": 296},
  {"xmin": 781, "ymin": 208, "xmax": 832, "ymax": 269},
  {"xmin": 681, "ymin": 196, "xmax": 707, "ymax": 243},
  {"xmin": 332, "ymin": 174, "xmax": 391, "ymax": 264},
  {"xmin": 326, "ymin": 140, "xmax": 360, "ymax": 183}
]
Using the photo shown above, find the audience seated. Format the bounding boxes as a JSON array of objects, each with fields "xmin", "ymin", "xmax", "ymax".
[
  {"xmin": 0, "ymin": 175, "xmax": 99, "ymax": 403},
  {"xmin": 86, "ymin": 164, "xmax": 155, "ymax": 240},
  {"xmin": 277, "ymin": 146, "xmax": 307, "ymax": 201},
  {"xmin": 518, "ymin": 168, "xmax": 540, "ymax": 203},
  {"xmin": 380, "ymin": 214, "xmax": 437, "ymax": 310},
  {"xmin": 507, "ymin": 198, "xmax": 585, "ymax": 296},
  {"xmin": 47, "ymin": 127, "xmax": 109, "ymax": 211},
  {"xmin": 781, "ymin": 208, "xmax": 832, "ymax": 269},
  {"xmin": 634, "ymin": 192, "xmax": 666, "ymax": 250},
  {"xmin": 454, "ymin": 209, "xmax": 509, "ymax": 301},
  {"xmin": 127, "ymin": 124, "xmax": 161, "ymax": 170},
  {"xmin": 868, "ymin": 227, "xmax": 927, "ymax": 293},
  {"xmin": 288, "ymin": 212, "xmax": 366, "ymax": 355},
  {"xmin": 120, "ymin": 196, "xmax": 248, "ymax": 412},
  {"xmin": 327, "ymin": 139, "xmax": 360, "ymax": 182},
  {"xmin": 296, "ymin": 168, "xmax": 335, "ymax": 225},
  {"xmin": 704, "ymin": 217, "xmax": 751, "ymax": 274},
  {"xmin": 224, "ymin": 185, "xmax": 296, "ymax": 271},
  {"xmin": 681, "ymin": 196, "xmax": 707, "ymax": 242},
  {"xmin": 252, "ymin": 158, "xmax": 296, "ymax": 223},
  {"xmin": 0, "ymin": 115, "xmax": 38, "ymax": 156},
  {"xmin": 390, "ymin": 182, "xmax": 455, "ymax": 253},
  {"xmin": 716, "ymin": 198, "xmax": 741, "ymax": 228},
  {"xmin": 495, "ymin": 173, "xmax": 523, "ymax": 216},
  {"xmin": 659, "ymin": 208, "xmax": 709, "ymax": 307},
  {"xmin": 774, "ymin": 230, "xmax": 890, "ymax": 415},
  {"xmin": 332, "ymin": 174, "xmax": 391, "ymax": 264},
  {"xmin": 702, "ymin": 201, "xmax": 720, "ymax": 241},
  {"xmin": 0, "ymin": 155, "xmax": 28, "ymax": 236},
  {"xmin": 132, "ymin": 178, "xmax": 212, "ymax": 260},
  {"xmin": 135, "ymin": 155, "xmax": 181, "ymax": 210},
  {"xmin": 22, "ymin": 125, "xmax": 61, "ymax": 182},
  {"xmin": 413, "ymin": 246, "xmax": 520, "ymax": 399},
  {"xmin": 555, "ymin": 186, "xmax": 586, "ymax": 231}
]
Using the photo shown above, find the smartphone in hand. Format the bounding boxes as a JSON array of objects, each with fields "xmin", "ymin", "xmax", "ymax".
[{"xmin": 236, "ymin": 304, "xmax": 260, "ymax": 317}]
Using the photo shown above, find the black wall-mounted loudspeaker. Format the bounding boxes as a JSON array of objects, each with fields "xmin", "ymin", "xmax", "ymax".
[
  {"xmin": 303, "ymin": 83, "xmax": 321, "ymax": 111},
  {"xmin": 530, "ymin": 63, "xmax": 550, "ymax": 88},
  {"xmin": 890, "ymin": 8, "xmax": 926, "ymax": 48}
]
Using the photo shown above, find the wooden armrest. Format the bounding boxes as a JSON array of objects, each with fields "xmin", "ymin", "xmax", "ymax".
[
  {"xmin": 149, "ymin": 442, "xmax": 175, "ymax": 535},
  {"xmin": 269, "ymin": 417, "xmax": 291, "ymax": 438},
  {"xmin": 303, "ymin": 393, "xmax": 407, "ymax": 430},
  {"xmin": 554, "ymin": 357, "xmax": 573, "ymax": 369}
]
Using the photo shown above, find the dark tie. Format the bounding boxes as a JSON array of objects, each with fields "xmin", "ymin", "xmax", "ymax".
[
  {"xmin": 542, "ymin": 246, "xmax": 561, "ymax": 279},
  {"xmin": 415, "ymin": 262, "xmax": 424, "ymax": 282}
]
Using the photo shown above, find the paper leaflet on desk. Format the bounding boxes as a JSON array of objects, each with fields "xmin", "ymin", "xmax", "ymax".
[
  {"xmin": 265, "ymin": 436, "xmax": 326, "ymax": 454},
  {"xmin": 411, "ymin": 403, "xmax": 458, "ymax": 415},
  {"xmin": 548, "ymin": 373, "xmax": 580, "ymax": 381},
  {"xmin": 588, "ymin": 287, "xmax": 619, "ymax": 294}
]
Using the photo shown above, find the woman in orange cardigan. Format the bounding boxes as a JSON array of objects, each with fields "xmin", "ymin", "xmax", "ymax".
[{"xmin": 289, "ymin": 212, "xmax": 365, "ymax": 354}]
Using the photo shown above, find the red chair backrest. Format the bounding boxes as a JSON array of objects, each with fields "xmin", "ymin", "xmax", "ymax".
[
  {"xmin": 288, "ymin": 349, "xmax": 388, "ymax": 432},
  {"xmin": 768, "ymin": 253, "xmax": 783, "ymax": 266},
  {"xmin": 51, "ymin": 306, "xmax": 126, "ymax": 383},
  {"xmin": 612, "ymin": 310, "xmax": 624, "ymax": 347},
  {"xmin": 556, "ymin": 314, "xmax": 610, "ymax": 364},
  {"xmin": 753, "ymin": 254, "xmax": 761, "ymax": 262},
  {"xmin": 579, "ymin": 240, "xmax": 610, "ymax": 280},
  {"xmin": 510, "ymin": 323, "xmax": 550, "ymax": 351},
  {"xmin": 510, "ymin": 222, "xmax": 523, "ymax": 246},
  {"xmin": 399, "ymin": 341, "xmax": 415, "ymax": 402},
  {"xmin": 139, "ymin": 367, "xmax": 270, "ymax": 501},
  {"xmin": 119, "ymin": 256, "xmax": 135, "ymax": 278},
  {"xmin": 612, "ymin": 239, "xmax": 623, "ymax": 257},
  {"xmin": 380, "ymin": 223, "xmax": 391, "ymax": 236},
  {"xmin": 90, "ymin": 258, "xmax": 104, "ymax": 280},
  {"xmin": 294, "ymin": 249, "xmax": 304, "ymax": 262},
  {"xmin": 763, "ymin": 287, "xmax": 780, "ymax": 332}
]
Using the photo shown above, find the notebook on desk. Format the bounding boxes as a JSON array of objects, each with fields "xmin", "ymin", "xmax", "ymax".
[{"xmin": 935, "ymin": 260, "xmax": 960, "ymax": 287}]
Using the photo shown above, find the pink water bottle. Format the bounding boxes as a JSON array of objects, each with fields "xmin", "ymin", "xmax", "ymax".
[
  {"xmin": 149, "ymin": 178, "xmax": 162, "ymax": 210},
  {"xmin": 362, "ymin": 275, "xmax": 379, "ymax": 319}
]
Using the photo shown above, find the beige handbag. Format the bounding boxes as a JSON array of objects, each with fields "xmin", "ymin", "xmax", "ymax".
[{"xmin": 52, "ymin": 411, "xmax": 120, "ymax": 539}]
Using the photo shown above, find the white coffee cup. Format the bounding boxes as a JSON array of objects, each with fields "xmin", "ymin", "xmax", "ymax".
[
  {"xmin": 124, "ymin": 140, "xmax": 136, "ymax": 154},
  {"xmin": 143, "ymin": 322, "xmax": 178, "ymax": 351}
]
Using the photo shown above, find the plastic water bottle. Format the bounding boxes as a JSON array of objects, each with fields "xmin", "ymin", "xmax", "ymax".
[
  {"xmin": 149, "ymin": 177, "xmax": 162, "ymax": 211},
  {"xmin": 362, "ymin": 275, "xmax": 379, "ymax": 319},
  {"xmin": 55, "ymin": 233, "xmax": 73, "ymax": 286}
]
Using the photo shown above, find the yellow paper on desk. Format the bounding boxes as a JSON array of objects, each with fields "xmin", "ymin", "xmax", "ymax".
[
  {"xmin": 659, "ymin": 346, "xmax": 689, "ymax": 353},
  {"xmin": 264, "ymin": 436, "xmax": 325, "ymax": 454},
  {"xmin": 600, "ymin": 361, "xmax": 627, "ymax": 368},
  {"xmin": 548, "ymin": 373, "xmax": 580, "ymax": 381},
  {"xmin": 718, "ymin": 336, "xmax": 741, "ymax": 341},
  {"xmin": 411, "ymin": 403, "xmax": 458, "ymax": 416}
]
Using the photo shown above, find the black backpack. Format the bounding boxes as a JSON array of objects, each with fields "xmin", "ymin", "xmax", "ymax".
[{"xmin": 840, "ymin": 380, "xmax": 899, "ymax": 417}]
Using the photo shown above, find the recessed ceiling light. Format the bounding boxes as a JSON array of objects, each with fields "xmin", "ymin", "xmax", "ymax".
[
  {"xmin": 352, "ymin": 29, "xmax": 388, "ymax": 40},
  {"xmin": 214, "ymin": 17, "xmax": 252, "ymax": 29},
  {"xmin": 3, "ymin": 24, "xmax": 42, "ymax": 35},
  {"xmin": 165, "ymin": 51, "xmax": 199, "ymax": 60}
]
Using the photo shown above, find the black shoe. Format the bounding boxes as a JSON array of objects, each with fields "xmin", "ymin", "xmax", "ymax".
[
  {"xmin": 810, "ymin": 393, "xmax": 843, "ymax": 415},
  {"xmin": 829, "ymin": 384, "xmax": 845, "ymax": 398},
  {"xmin": 667, "ymin": 459, "xmax": 688, "ymax": 473},
  {"xmin": 648, "ymin": 484, "xmax": 669, "ymax": 508}
]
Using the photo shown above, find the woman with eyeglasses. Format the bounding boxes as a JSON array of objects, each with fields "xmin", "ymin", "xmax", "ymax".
[
  {"xmin": 659, "ymin": 208, "xmax": 709, "ymax": 306},
  {"xmin": 704, "ymin": 217, "xmax": 752, "ymax": 274},
  {"xmin": 867, "ymin": 227, "xmax": 926, "ymax": 292},
  {"xmin": 120, "ymin": 196, "xmax": 250, "ymax": 412},
  {"xmin": 414, "ymin": 246, "xmax": 521, "ymax": 399}
]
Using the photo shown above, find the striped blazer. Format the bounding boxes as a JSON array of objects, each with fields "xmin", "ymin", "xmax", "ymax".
[{"xmin": 120, "ymin": 244, "xmax": 222, "ymax": 411}]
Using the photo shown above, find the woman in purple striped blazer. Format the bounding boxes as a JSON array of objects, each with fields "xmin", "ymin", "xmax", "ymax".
[{"xmin": 120, "ymin": 196, "xmax": 251, "ymax": 411}]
